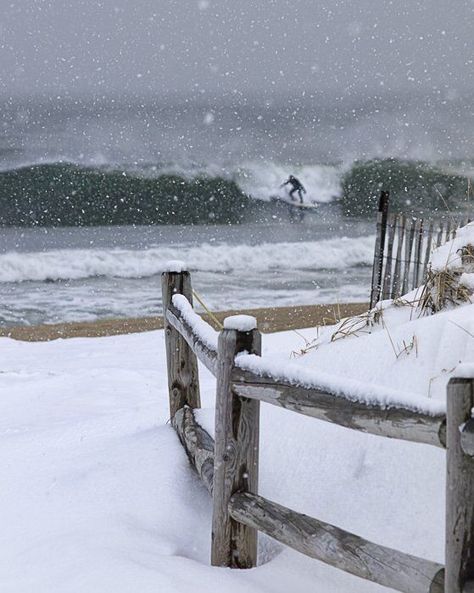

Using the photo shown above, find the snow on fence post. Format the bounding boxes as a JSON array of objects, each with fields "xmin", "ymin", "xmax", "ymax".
[
  {"xmin": 369, "ymin": 190, "xmax": 390, "ymax": 309},
  {"xmin": 446, "ymin": 377, "xmax": 474, "ymax": 593},
  {"xmin": 211, "ymin": 315, "xmax": 261, "ymax": 569},
  {"xmin": 161, "ymin": 262, "xmax": 201, "ymax": 418}
]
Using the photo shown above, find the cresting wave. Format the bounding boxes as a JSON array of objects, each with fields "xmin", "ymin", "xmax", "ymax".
[
  {"xmin": 0, "ymin": 158, "xmax": 468, "ymax": 226},
  {"xmin": 0, "ymin": 236, "xmax": 375, "ymax": 283}
]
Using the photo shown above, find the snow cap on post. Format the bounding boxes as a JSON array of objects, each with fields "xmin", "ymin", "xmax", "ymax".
[
  {"xmin": 164, "ymin": 260, "xmax": 187, "ymax": 273},
  {"xmin": 223, "ymin": 315, "xmax": 257, "ymax": 332},
  {"xmin": 451, "ymin": 363, "xmax": 474, "ymax": 379}
]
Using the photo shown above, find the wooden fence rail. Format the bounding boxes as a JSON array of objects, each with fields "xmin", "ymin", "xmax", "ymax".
[
  {"xmin": 231, "ymin": 366, "xmax": 446, "ymax": 448},
  {"xmin": 162, "ymin": 264, "xmax": 474, "ymax": 593},
  {"xmin": 369, "ymin": 192, "xmax": 471, "ymax": 309},
  {"xmin": 229, "ymin": 492, "xmax": 445, "ymax": 593}
]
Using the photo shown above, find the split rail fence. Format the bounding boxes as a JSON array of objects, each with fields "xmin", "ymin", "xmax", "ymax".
[
  {"xmin": 162, "ymin": 266, "xmax": 474, "ymax": 593},
  {"xmin": 370, "ymin": 191, "xmax": 471, "ymax": 309}
]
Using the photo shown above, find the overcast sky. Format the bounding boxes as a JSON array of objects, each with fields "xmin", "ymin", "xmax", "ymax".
[{"xmin": 0, "ymin": 0, "xmax": 473, "ymax": 99}]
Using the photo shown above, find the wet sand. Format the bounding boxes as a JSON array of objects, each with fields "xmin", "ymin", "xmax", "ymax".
[{"xmin": 0, "ymin": 302, "xmax": 368, "ymax": 342}]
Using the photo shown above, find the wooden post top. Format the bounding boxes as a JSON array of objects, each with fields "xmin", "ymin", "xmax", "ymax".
[
  {"xmin": 449, "ymin": 376, "xmax": 474, "ymax": 385},
  {"xmin": 163, "ymin": 260, "xmax": 187, "ymax": 273},
  {"xmin": 378, "ymin": 190, "xmax": 390, "ymax": 214},
  {"xmin": 223, "ymin": 315, "xmax": 257, "ymax": 332}
]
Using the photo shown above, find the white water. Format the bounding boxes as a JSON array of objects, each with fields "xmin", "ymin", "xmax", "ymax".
[
  {"xmin": 154, "ymin": 159, "xmax": 343, "ymax": 203},
  {"xmin": 0, "ymin": 236, "xmax": 374, "ymax": 283},
  {"xmin": 0, "ymin": 228, "xmax": 374, "ymax": 325}
]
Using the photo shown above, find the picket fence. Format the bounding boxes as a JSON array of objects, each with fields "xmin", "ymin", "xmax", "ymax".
[{"xmin": 370, "ymin": 191, "xmax": 471, "ymax": 309}]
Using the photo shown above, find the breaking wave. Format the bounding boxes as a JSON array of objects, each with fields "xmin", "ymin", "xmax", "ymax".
[
  {"xmin": 0, "ymin": 158, "xmax": 468, "ymax": 226},
  {"xmin": 0, "ymin": 236, "xmax": 375, "ymax": 283}
]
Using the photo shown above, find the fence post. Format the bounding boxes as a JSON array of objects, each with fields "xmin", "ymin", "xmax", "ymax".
[
  {"xmin": 369, "ymin": 190, "xmax": 390, "ymax": 309},
  {"xmin": 161, "ymin": 261, "xmax": 201, "ymax": 418},
  {"xmin": 211, "ymin": 315, "xmax": 261, "ymax": 568},
  {"xmin": 446, "ymin": 377, "xmax": 474, "ymax": 593}
]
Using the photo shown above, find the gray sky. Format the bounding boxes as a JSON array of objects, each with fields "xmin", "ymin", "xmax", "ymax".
[{"xmin": 0, "ymin": 0, "xmax": 473, "ymax": 99}]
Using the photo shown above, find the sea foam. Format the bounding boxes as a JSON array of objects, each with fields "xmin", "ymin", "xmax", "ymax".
[{"xmin": 0, "ymin": 236, "xmax": 375, "ymax": 283}]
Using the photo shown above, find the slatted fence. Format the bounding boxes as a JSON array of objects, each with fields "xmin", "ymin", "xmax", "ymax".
[
  {"xmin": 162, "ymin": 265, "xmax": 474, "ymax": 593},
  {"xmin": 370, "ymin": 192, "xmax": 471, "ymax": 309}
]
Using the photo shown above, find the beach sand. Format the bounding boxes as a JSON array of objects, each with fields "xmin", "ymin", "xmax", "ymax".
[{"xmin": 0, "ymin": 302, "xmax": 368, "ymax": 341}]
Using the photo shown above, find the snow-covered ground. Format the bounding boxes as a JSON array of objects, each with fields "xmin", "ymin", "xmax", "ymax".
[
  {"xmin": 4, "ymin": 300, "xmax": 468, "ymax": 592},
  {"xmin": 5, "ymin": 221, "xmax": 474, "ymax": 591}
]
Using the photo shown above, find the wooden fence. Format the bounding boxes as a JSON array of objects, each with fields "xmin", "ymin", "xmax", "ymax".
[
  {"xmin": 162, "ymin": 266, "xmax": 474, "ymax": 593},
  {"xmin": 370, "ymin": 192, "xmax": 471, "ymax": 309}
]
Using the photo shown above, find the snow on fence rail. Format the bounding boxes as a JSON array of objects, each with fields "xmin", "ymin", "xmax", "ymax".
[
  {"xmin": 370, "ymin": 191, "xmax": 472, "ymax": 309},
  {"xmin": 162, "ymin": 267, "xmax": 474, "ymax": 593}
]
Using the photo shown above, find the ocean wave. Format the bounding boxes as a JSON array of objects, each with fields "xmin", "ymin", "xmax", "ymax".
[
  {"xmin": 0, "ymin": 158, "xmax": 468, "ymax": 226},
  {"xmin": 0, "ymin": 163, "xmax": 264, "ymax": 226},
  {"xmin": 0, "ymin": 160, "xmax": 342, "ymax": 226},
  {"xmin": 341, "ymin": 158, "xmax": 468, "ymax": 216},
  {"xmin": 0, "ymin": 236, "xmax": 375, "ymax": 283},
  {"xmin": 233, "ymin": 161, "xmax": 342, "ymax": 203}
]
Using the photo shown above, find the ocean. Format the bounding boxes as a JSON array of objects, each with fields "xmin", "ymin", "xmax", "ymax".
[{"xmin": 0, "ymin": 93, "xmax": 472, "ymax": 326}]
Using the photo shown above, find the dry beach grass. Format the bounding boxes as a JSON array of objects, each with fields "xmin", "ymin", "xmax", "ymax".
[{"xmin": 0, "ymin": 302, "xmax": 368, "ymax": 341}]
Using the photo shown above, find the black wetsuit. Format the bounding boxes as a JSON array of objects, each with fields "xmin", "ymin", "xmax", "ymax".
[{"xmin": 282, "ymin": 176, "xmax": 306, "ymax": 203}]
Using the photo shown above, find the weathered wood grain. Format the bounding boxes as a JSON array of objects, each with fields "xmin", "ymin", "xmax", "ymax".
[
  {"xmin": 211, "ymin": 325, "xmax": 262, "ymax": 568},
  {"xmin": 445, "ymin": 378, "xmax": 474, "ymax": 593},
  {"xmin": 162, "ymin": 271, "xmax": 201, "ymax": 417},
  {"xmin": 231, "ymin": 368, "xmax": 446, "ymax": 448},
  {"xmin": 402, "ymin": 218, "xmax": 416, "ymax": 295},
  {"xmin": 172, "ymin": 406, "xmax": 215, "ymax": 495},
  {"xmin": 165, "ymin": 306, "xmax": 218, "ymax": 376},
  {"xmin": 422, "ymin": 222, "xmax": 434, "ymax": 282},
  {"xmin": 370, "ymin": 190, "xmax": 390, "ymax": 308},
  {"xmin": 229, "ymin": 492, "xmax": 444, "ymax": 593},
  {"xmin": 382, "ymin": 214, "xmax": 397, "ymax": 300},
  {"xmin": 413, "ymin": 219, "xmax": 424, "ymax": 288},
  {"xmin": 392, "ymin": 214, "xmax": 406, "ymax": 298}
]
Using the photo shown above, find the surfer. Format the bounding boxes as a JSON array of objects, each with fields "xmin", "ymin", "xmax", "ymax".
[{"xmin": 280, "ymin": 175, "xmax": 306, "ymax": 203}]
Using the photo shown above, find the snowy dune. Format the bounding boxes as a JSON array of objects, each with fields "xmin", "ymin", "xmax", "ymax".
[
  {"xmin": 0, "ymin": 316, "xmax": 456, "ymax": 593},
  {"xmin": 242, "ymin": 297, "xmax": 474, "ymax": 411}
]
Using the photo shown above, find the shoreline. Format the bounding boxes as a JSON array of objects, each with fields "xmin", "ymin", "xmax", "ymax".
[{"xmin": 0, "ymin": 302, "xmax": 368, "ymax": 342}]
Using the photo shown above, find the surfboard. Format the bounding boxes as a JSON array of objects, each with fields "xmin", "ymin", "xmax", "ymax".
[{"xmin": 270, "ymin": 195, "xmax": 318, "ymax": 210}]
